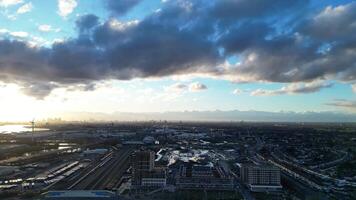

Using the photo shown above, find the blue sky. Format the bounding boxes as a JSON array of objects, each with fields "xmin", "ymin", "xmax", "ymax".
[{"xmin": 0, "ymin": 0, "xmax": 355, "ymax": 121}]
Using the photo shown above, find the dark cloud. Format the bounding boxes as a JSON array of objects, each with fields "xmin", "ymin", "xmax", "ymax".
[
  {"xmin": 218, "ymin": 22, "xmax": 272, "ymax": 54},
  {"xmin": 0, "ymin": 0, "xmax": 355, "ymax": 98},
  {"xmin": 76, "ymin": 14, "xmax": 100, "ymax": 33},
  {"xmin": 301, "ymin": 2, "xmax": 356, "ymax": 41},
  {"xmin": 106, "ymin": 0, "xmax": 142, "ymax": 16},
  {"xmin": 211, "ymin": 0, "xmax": 308, "ymax": 22},
  {"xmin": 212, "ymin": 1, "xmax": 356, "ymax": 84},
  {"xmin": 20, "ymin": 82, "xmax": 58, "ymax": 99}
]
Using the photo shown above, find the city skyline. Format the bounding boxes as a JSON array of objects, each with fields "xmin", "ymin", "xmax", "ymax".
[{"xmin": 0, "ymin": 0, "xmax": 355, "ymax": 121}]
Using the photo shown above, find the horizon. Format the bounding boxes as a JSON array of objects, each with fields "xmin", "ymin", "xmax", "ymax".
[
  {"xmin": 2, "ymin": 109, "xmax": 356, "ymax": 123},
  {"xmin": 0, "ymin": 0, "xmax": 355, "ymax": 121}
]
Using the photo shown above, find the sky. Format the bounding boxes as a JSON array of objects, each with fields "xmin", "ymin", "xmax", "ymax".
[{"xmin": 0, "ymin": 0, "xmax": 355, "ymax": 121}]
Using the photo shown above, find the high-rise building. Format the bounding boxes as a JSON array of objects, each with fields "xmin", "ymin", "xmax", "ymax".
[
  {"xmin": 240, "ymin": 164, "xmax": 282, "ymax": 192},
  {"xmin": 132, "ymin": 151, "xmax": 155, "ymax": 172},
  {"xmin": 131, "ymin": 150, "xmax": 166, "ymax": 188}
]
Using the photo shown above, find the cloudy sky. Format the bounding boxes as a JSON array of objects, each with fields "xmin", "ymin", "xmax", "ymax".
[{"xmin": 0, "ymin": 0, "xmax": 355, "ymax": 121}]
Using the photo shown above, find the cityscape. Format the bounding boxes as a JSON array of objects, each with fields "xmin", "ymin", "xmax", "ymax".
[
  {"xmin": 0, "ymin": 0, "xmax": 356, "ymax": 199},
  {"xmin": 0, "ymin": 122, "xmax": 355, "ymax": 199}
]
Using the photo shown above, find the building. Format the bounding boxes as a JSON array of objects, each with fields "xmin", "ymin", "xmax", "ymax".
[
  {"xmin": 141, "ymin": 169, "xmax": 167, "ymax": 188},
  {"xmin": 176, "ymin": 163, "xmax": 234, "ymax": 190},
  {"xmin": 131, "ymin": 150, "xmax": 166, "ymax": 189},
  {"xmin": 192, "ymin": 165, "xmax": 214, "ymax": 177},
  {"xmin": 143, "ymin": 136, "xmax": 155, "ymax": 144},
  {"xmin": 83, "ymin": 149, "xmax": 108, "ymax": 155},
  {"xmin": 132, "ymin": 151, "xmax": 155, "ymax": 172},
  {"xmin": 43, "ymin": 190, "xmax": 118, "ymax": 200},
  {"xmin": 240, "ymin": 164, "xmax": 282, "ymax": 192}
]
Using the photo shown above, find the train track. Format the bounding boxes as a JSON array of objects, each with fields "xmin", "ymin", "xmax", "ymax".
[
  {"xmin": 86, "ymin": 148, "xmax": 132, "ymax": 190},
  {"xmin": 69, "ymin": 147, "xmax": 133, "ymax": 190}
]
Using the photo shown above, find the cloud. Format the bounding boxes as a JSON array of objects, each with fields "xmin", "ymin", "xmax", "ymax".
[
  {"xmin": 189, "ymin": 82, "xmax": 207, "ymax": 92},
  {"xmin": 9, "ymin": 31, "xmax": 28, "ymax": 38},
  {"xmin": 76, "ymin": 14, "xmax": 99, "ymax": 33},
  {"xmin": 106, "ymin": 0, "xmax": 142, "ymax": 16},
  {"xmin": 16, "ymin": 2, "xmax": 32, "ymax": 14},
  {"xmin": 210, "ymin": 0, "xmax": 308, "ymax": 24},
  {"xmin": 0, "ymin": 28, "xmax": 9, "ymax": 34},
  {"xmin": 58, "ymin": 0, "xmax": 77, "ymax": 17},
  {"xmin": 213, "ymin": 2, "xmax": 356, "ymax": 84},
  {"xmin": 165, "ymin": 82, "xmax": 207, "ymax": 93},
  {"xmin": 38, "ymin": 25, "xmax": 60, "ymax": 32},
  {"xmin": 20, "ymin": 82, "xmax": 58, "ymax": 100},
  {"xmin": 165, "ymin": 83, "xmax": 187, "ymax": 92},
  {"xmin": 325, "ymin": 99, "xmax": 356, "ymax": 110},
  {"xmin": 0, "ymin": 0, "xmax": 355, "ymax": 99},
  {"xmin": 352, "ymin": 84, "xmax": 356, "ymax": 93},
  {"xmin": 0, "ymin": 0, "xmax": 22, "ymax": 7},
  {"xmin": 233, "ymin": 88, "xmax": 242, "ymax": 95},
  {"xmin": 251, "ymin": 81, "xmax": 333, "ymax": 96},
  {"xmin": 302, "ymin": 2, "xmax": 356, "ymax": 41}
]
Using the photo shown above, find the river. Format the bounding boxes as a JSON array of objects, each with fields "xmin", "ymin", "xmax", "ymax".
[{"xmin": 0, "ymin": 125, "xmax": 49, "ymax": 134}]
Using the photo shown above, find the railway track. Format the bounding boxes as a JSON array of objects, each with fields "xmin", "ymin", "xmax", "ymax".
[{"xmin": 69, "ymin": 147, "xmax": 133, "ymax": 190}]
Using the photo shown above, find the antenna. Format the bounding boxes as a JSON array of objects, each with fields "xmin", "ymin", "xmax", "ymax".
[{"xmin": 30, "ymin": 119, "xmax": 35, "ymax": 142}]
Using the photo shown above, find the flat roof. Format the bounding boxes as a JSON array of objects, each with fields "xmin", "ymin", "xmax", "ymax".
[{"xmin": 44, "ymin": 190, "xmax": 116, "ymax": 198}]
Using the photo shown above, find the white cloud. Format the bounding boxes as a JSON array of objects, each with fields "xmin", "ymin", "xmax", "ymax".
[
  {"xmin": 189, "ymin": 82, "xmax": 207, "ymax": 92},
  {"xmin": 351, "ymin": 84, "xmax": 356, "ymax": 93},
  {"xmin": 0, "ymin": 0, "xmax": 23, "ymax": 7},
  {"xmin": 165, "ymin": 82, "xmax": 208, "ymax": 93},
  {"xmin": 0, "ymin": 28, "xmax": 9, "ymax": 34},
  {"xmin": 232, "ymin": 88, "xmax": 242, "ymax": 95},
  {"xmin": 10, "ymin": 31, "xmax": 28, "ymax": 38},
  {"xmin": 109, "ymin": 19, "xmax": 139, "ymax": 31},
  {"xmin": 38, "ymin": 25, "xmax": 51, "ymax": 32},
  {"xmin": 57, "ymin": 0, "xmax": 77, "ymax": 17},
  {"xmin": 251, "ymin": 81, "xmax": 333, "ymax": 96},
  {"xmin": 38, "ymin": 24, "xmax": 60, "ymax": 32},
  {"xmin": 17, "ymin": 2, "xmax": 32, "ymax": 14}
]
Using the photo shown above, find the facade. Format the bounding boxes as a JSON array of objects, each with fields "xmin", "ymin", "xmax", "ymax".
[
  {"xmin": 132, "ymin": 151, "xmax": 155, "ymax": 172},
  {"xmin": 43, "ymin": 190, "xmax": 118, "ymax": 200},
  {"xmin": 192, "ymin": 165, "xmax": 213, "ymax": 177},
  {"xmin": 240, "ymin": 164, "xmax": 282, "ymax": 192},
  {"xmin": 141, "ymin": 170, "xmax": 167, "ymax": 188},
  {"xmin": 131, "ymin": 150, "xmax": 166, "ymax": 188},
  {"xmin": 176, "ymin": 164, "xmax": 234, "ymax": 190}
]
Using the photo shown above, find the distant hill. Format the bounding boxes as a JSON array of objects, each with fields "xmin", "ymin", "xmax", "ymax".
[{"xmin": 58, "ymin": 110, "xmax": 356, "ymax": 122}]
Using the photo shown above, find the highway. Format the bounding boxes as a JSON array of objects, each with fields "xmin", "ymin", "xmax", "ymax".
[{"xmin": 67, "ymin": 147, "xmax": 133, "ymax": 190}]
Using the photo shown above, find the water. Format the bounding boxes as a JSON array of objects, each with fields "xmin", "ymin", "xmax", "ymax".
[{"xmin": 0, "ymin": 125, "xmax": 48, "ymax": 134}]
